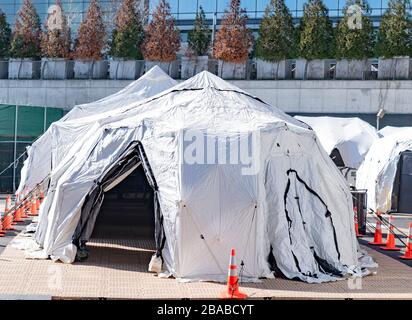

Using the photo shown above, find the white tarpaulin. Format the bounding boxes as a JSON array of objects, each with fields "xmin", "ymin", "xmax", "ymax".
[
  {"xmin": 22, "ymin": 71, "xmax": 373, "ymax": 283},
  {"xmin": 17, "ymin": 66, "xmax": 177, "ymax": 194},
  {"xmin": 295, "ymin": 116, "xmax": 379, "ymax": 169},
  {"xmin": 357, "ymin": 127, "xmax": 412, "ymax": 213}
]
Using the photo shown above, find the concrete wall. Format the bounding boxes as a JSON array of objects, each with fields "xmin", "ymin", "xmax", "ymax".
[{"xmin": 0, "ymin": 79, "xmax": 411, "ymax": 115}]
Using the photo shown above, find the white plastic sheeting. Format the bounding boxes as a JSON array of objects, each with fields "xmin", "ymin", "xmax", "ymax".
[
  {"xmin": 25, "ymin": 71, "xmax": 372, "ymax": 283},
  {"xmin": 295, "ymin": 116, "xmax": 379, "ymax": 169},
  {"xmin": 16, "ymin": 66, "xmax": 177, "ymax": 194},
  {"xmin": 357, "ymin": 127, "xmax": 412, "ymax": 213}
]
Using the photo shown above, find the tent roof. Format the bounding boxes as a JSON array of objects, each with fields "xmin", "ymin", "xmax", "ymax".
[
  {"xmin": 62, "ymin": 66, "xmax": 178, "ymax": 121},
  {"xmin": 103, "ymin": 71, "xmax": 308, "ymax": 133},
  {"xmin": 378, "ymin": 126, "xmax": 412, "ymax": 138},
  {"xmin": 17, "ymin": 66, "xmax": 178, "ymax": 194},
  {"xmin": 294, "ymin": 116, "xmax": 378, "ymax": 169}
]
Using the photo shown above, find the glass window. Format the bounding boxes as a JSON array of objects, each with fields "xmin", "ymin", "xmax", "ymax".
[
  {"xmin": 217, "ymin": 0, "xmax": 230, "ymax": 15},
  {"xmin": 198, "ymin": 0, "xmax": 216, "ymax": 19},
  {"xmin": 257, "ymin": 0, "xmax": 296, "ymax": 16},
  {"xmin": 0, "ymin": 5, "xmax": 16, "ymax": 15}
]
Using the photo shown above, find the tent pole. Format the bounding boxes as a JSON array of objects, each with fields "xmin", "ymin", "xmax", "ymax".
[
  {"xmin": 43, "ymin": 106, "xmax": 47, "ymax": 132},
  {"xmin": 12, "ymin": 105, "xmax": 18, "ymax": 193}
]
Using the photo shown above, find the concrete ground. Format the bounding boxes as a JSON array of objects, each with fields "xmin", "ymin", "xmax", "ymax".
[
  {"xmin": 0, "ymin": 197, "xmax": 410, "ymax": 300},
  {"xmin": 0, "ymin": 224, "xmax": 410, "ymax": 300}
]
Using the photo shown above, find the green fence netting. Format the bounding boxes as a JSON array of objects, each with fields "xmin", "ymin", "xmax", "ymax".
[{"xmin": 0, "ymin": 104, "xmax": 66, "ymax": 193}]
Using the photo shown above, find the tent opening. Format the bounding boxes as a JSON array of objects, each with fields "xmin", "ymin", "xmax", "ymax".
[
  {"xmin": 330, "ymin": 148, "xmax": 345, "ymax": 167},
  {"xmin": 391, "ymin": 150, "xmax": 412, "ymax": 214},
  {"xmin": 92, "ymin": 164, "xmax": 155, "ymax": 241},
  {"xmin": 73, "ymin": 142, "xmax": 165, "ymax": 262}
]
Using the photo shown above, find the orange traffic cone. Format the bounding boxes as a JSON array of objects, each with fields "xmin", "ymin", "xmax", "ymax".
[
  {"xmin": 13, "ymin": 207, "xmax": 23, "ymax": 223},
  {"xmin": 400, "ymin": 223, "xmax": 412, "ymax": 260},
  {"xmin": 354, "ymin": 207, "xmax": 363, "ymax": 238},
  {"xmin": 29, "ymin": 200, "xmax": 37, "ymax": 216},
  {"xmin": 4, "ymin": 196, "xmax": 11, "ymax": 213},
  {"xmin": 21, "ymin": 201, "xmax": 28, "ymax": 218},
  {"xmin": 0, "ymin": 215, "xmax": 6, "ymax": 237},
  {"xmin": 3, "ymin": 214, "xmax": 15, "ymax": 231},
  {"xmin": 381, "ymin": 215, "xmax": 400, "ymax": 251},
  {"xmin": 220, "ymin": 249, "xmax": 248, "ymax": 299},
  {"xmin": 369, "ymin": 218, "xmax": 384, "ymax": 245}
]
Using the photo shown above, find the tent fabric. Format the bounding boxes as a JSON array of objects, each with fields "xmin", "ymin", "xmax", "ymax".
[
  {"xmin": 357, "ymin": 127, "xmax": 412, "ymax": 213},
  {"xmin": 16, "ymin": 66, "xmax": 177, "ymax": 194},
  {"xmin": 294, "ymin": 116, "xmax": 379, "ymax": 169},
  {"xmin": 378, "ymin": 126, "xmax": 411, "ymax": 138},
  {"xmin": 23, "ymin": 71, "xmax": 372, "ymax": 283}
]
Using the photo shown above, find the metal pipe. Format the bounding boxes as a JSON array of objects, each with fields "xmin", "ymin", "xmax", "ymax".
[{"xmin": 12, "ymin": 105, "xmax": 18, "ymax": 193}]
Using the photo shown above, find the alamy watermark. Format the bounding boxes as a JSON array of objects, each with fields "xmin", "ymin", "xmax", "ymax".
[
  {"xmin": 347, "ymin": 276, "xmax": 363, "ymax": 290},
  {"xmin": 47, "ymin": 265, "xmax": 63, "ymax": 291},
  {"xmin": 181, "ymin": 130, "xmax": 261, "ymax": 176},
  {"xmin": 347, "ymin": 3, "xmax": 363, "ymax": 30},
  {"xmin": 47, "ymin": 5, "xmax": 64, "ymax": 31}
]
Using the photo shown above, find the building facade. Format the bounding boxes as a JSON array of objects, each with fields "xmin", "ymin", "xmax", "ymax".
[{"xmin": 1, "ymin": 1, "xmax": 408, "ymax": 41}]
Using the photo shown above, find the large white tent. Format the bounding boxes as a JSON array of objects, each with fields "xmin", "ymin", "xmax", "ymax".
[
  {"xmin": 357, "ymin": 127, "xmax": 412, "ymax": 213},
  {"xmin": 17, "ymin": 66, "xmax": 177, "ymax": 195},
  {"xmin": 294, "ymin": 116, "xmax": 379, "ymax": 169},
  {"xmin": 21, "ymin": 71, "xmax": 373, "ymax": 283}
]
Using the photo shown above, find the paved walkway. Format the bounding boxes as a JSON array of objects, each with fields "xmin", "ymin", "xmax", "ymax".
[
  {"xmin": 0, "ymin": 195, "xmax": 410, "ymax": 300},
  {"xmin": 0, "ymin": 227, "xmax": 410, "ymax": 300}
]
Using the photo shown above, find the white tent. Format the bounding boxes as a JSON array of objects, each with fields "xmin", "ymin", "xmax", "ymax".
[
  {"xmin": 378, "ymin": 126, "xmax": 411, "ymax": 138},
  {"xmin": 17, "ymin": 66, "xmax": 177, "ymax": 194},
  {"xmin": 23, "ymin": 71, "xmax": 373, "ymax": 283},
  {"xmin": 294, "ymin": 116, "xmax": 379, "ymax": 169},
  {"xmin": 357, "ymin": 128, "xmax": 412, "ymax": 213}
]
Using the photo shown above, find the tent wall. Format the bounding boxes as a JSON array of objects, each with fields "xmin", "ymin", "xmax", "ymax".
[
  {"xmin": 392, "ymin": 151, "xmax": 412, "ymax": 213},
  {"xmin": 0, "ymin": 104, "xmax": 65, "ymax": 193}
]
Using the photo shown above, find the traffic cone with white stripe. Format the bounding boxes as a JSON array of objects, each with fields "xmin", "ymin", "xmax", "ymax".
[
  {"xmin": 380, "ymin": 215, "xmax": 400, "ymax": 251},
  {"xmin": 220, "ymin": 248, "xmax": 247, "ymax": 299},
  {"xmin": 2, "ymin": 213, "xmax": 15, "ymax": 231},
  {"xmin": 400, "ymin": 223, "xmax": 412, "ymax": 260},
  {"xmin": 21, "ymin": 200, "xmax": 29, "ymax": 218},
  {"xmin": 13, "ymin": 207, "xmax": 24, "ymax": 223},
  {"xmin": 29, "ymin": 200, "xmax": 37, "ymax": 216},
  {"xmin": 354, "ymin": 207, "xmax": 363, "ymax": 237},
  {"xmin": 4, "ymin": 196, "xmax": 11, "ymax": 214},
  {"xmin": 0, "ymin": 214, "xmax": 6, "ymax": 237},
  {"xmin": 369, "ymin": 217, "xmax": 384, "ymax": 245}
]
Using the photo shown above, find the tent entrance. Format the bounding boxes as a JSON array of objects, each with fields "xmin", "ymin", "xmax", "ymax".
[
  {"xmin": 73, "ymin": 141, "xmax": 165, "ymax": 261},
  {"xmin": 391, "ymin": 150, "xmax": 412, "ymax": 214},
  {"xmin": 330, "ymin": 148, "xmax": 345, "ymax": 167},
  {"xmin": 91, "ymin": 164, "xmax": 155, "ymax": 240}
]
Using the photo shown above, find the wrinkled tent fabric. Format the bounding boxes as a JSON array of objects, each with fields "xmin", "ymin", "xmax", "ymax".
[
  {"xmin": 17, "ymin": 66, "xmax": 177, "ymax": 194},
  {"xmin": 24, "ymin": 71, "xmax": 370, "ymax": 283},
  {"xmin": 357, "ymin": 127, "xmax": 412, "ymax": 213},
  {"xmin": 294, "ymin": 116, "xmax": 379, "ymax": 169},
  {"xmin": 378, "ymin": 126, "xmax": 411, "ymax": 138}
]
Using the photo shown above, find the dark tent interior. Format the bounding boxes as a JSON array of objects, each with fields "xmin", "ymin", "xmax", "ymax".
[{"xmin": 391, "ymin": 150, "xmax": 412, "ymax": 214}]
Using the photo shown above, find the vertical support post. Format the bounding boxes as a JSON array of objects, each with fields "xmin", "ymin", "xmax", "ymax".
[
  {"xmin": 12, "ymin": 105, "xmax": 18, "ymax": 193},
  {"xmin": 43, "ymin": 106, "xmax": 47, "ymax": 132}
]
